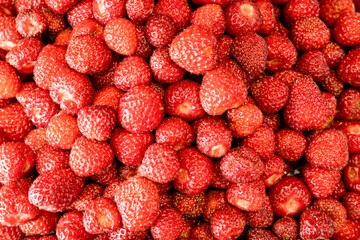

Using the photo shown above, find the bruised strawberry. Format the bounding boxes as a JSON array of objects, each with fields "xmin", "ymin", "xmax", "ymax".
[
  {"xmin": 0, "ymin": 61, "xmax": 21, "ymax": 99},
  {"xmin": 344, "ymin": 154, "xmax": 360, "ymax": 193},
  {"xmin": 56, "ymin": 211, "xmax": 94, "ymax": 240},
  {"xmin": 333, "ymin": 12, "xmax": 360, "ymax": 46}
]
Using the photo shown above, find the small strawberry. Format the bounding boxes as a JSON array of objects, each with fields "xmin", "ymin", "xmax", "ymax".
[
  {"xmin": 343, "ymin": 154, "xmax": 360, "ymax": 193},
  {"xmin": 145, "ymin": 14, "xmax": 177, "ymax": 48},
  {"xmin": 211, "ymin": 161, "xmax": 232, "ymax": 189},
  {"xmin": 190, "ymin": 4, "xmax": 225, "ymax": 38},
  {"xmin": 336, "ymin": 121, "xmax": 360, "ymax": 154},
  {"xmin": 41, "ymin": 8, "xmax": 66, "ymax": 37},
  {"xmin": 275, "ymin": 129, "xmax": 306, "ymax": 162},
  {"xmin": 190, "ymin": 223, "xmax": 215, "ymax": 240},
  {"xmin": 45, "ymin": 0, "xmax": 78, "ymax": 14},
  {"xmin": 333, "ymin": 12, "xmax": 360, "ymax": 46},
  {"xmin": 283, "ymin": 0, "xmax": 320, "ymax": 26},
  {"xmin": 24, "ymin": 128, "xmax": 47, "ymax": 152},
  {"xmin": 56, "ymin": 211, "xmax": 94, "ymax": 240},
  {"xmin": 320, "ymin": 0, "xmax": 355, "ymax": 27},
  {"xmin": 256, "ymin": 0, "xmax": 276, "ymax": 35},
  {"xmin": 263, "ymin": 113, "xmax": 280, "ymax": 131},
  {"xmin": 93, "ymin": 0, "xmax": 126, "ymax": 25},
  {"xmin": 338, "ymin": 50, "xmax": 360, "ymax": 87},
  {"xmin": 19, "ymin": 210, "xmax": 59, "ymax": 236},
  {"xmin": 216, "ymin": 35, "xmax": 232, "ymax": 64},
  {"xmin": 172, "ymin": 191, "xmax": 206, "ymax": 218},
  {"xmin": 15, "ymin": 9, "xmax": 48, "ymax": 37},
  {"xmin": 261, "ymin": 155, "xmax": 285, "ymax": 188},
  {"xmin": 89, "ymin": 161, "xmax": 117, "ymax": 187},
  {"xmin": 299, "ymin": 207, "xmax": 335, "ymax": 239},
  {"xmin": 336, "ymin": 88, "xmax": 360, "ymax": 120},
  {"xmin": 314, "ymin": 197, "xmax": 347, "ymax": 233},
  {"xmin": 272, "ymin": 217, "xmax": 298, "ymax": 240},
  {"xmin": 0, "ymin": 17, "xmax": 22, "ymax": 51},
  {"xmin": 35, "ymin": 145, "xmax": 69, "ymax": 175},
  {"xmin": 70, "ymin": 183, "xmax": 104, "ymax": 212},
  {"xmin": 331, "ymin": 179, "xmax": 347, "ymax": 200},
  {"xmin": 322, "ymin": 70, "xmax": 344, "ymax": 97},
  {"xmin": 296, "ymin": 50, "xmax": 330, "ymax": 82},
  {"xmin": 134, "ymin": 24, "xmax": 154, "ymax": 59},
  {"xmin": 126, "ymin": 0, "xmax": 154, "ymax": 24},
  {"xmin": 321, "ymin": 42, "xmax": 346, "ymax": 69},
  {"xmin": 243, "ymin": 124, "xmax": 275, "ymax": 160},
  {"xmin": 150, "ymin": 207, "xmax": 184, "ymax": 240},
  {"xmin": 66, "ymin": 0, "xmax": 93, "ymax": 27},
  {"xmin": 154, "ymin": 0, "xmax": 191, "ymax": 30},
  {"xmin": 92, "ymin": 58, "xmax": 120, "ymax": 90},
  {"xmin": 0, "ymin": 61, "xmax": 21, "ymax": 99},
  {"xmin": 274, "ymin": 69, "xmax": 303, "ymax": 86},
  {"xmin": 245, "ymin": 196, "xmax": 274, "ymax": 227},
  {"xmin": 70, "ymin": 18, "xmax": 104, "ymax": 40},
  {"xmin": 92, "ymin": 85, "xmax": 124, "ymax": 111},
  {"xmin": 202, "ymin": 190, "xmax": 227, "ymax": 222},
  {"xmin": 342, "ymin": 192, "xmax": 360, "ymax": 221}
]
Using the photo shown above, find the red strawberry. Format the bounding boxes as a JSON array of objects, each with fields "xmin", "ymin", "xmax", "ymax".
[
  {"xmin": 56, "ymin": 211, "xmax": 94, "ymax": 240},
  {"xmin": 46, "ymin": 111, "xmax": 81, "ymax": 150},
  {"xmin": 333, "ymin": 12, "xmax": 360, "ymax": 46},
  {"xmin": 104, "ymin": 18, "xmax": 138, "ymax": 55},
  {"xmin": 70, "ymin": 183, "xmax": 104, "ymax": 212},
  {"xmin": 344, "ymin": 154, "xmax": 360, "ymax": 193},
  {"xmin": 0, "ymin": 225, "xmax": 24, "ymax": 240},
  {"xmin": 154, "ymin": 0, "xmax": 191, "ymax": 30},
  {"xmin": 299, "ymin": 207, "xmax": 335, "ymax": 239},
  {"xmin": 134, "ymin": 24, "xmax": 154, "ymax": 59},
  {"xmin": 243, "ymin": 124, "xmax": 275, "ymax": 160},
  {"xmin": 93, "ymin": 85, "xmax": 124, "ymax": 111},
  {"xmin": 314, "ymin": 197, "xmax": 347, "ymax": 233},
  {"xmin": 331, "ymin": 179, "xmax": 347, "ymax": 200},
  {"xmin": 202, "ymin": 190, "xmax": 227, "ymax": 222},
  {"xmin": 41, "ymin": 8, "xmax": 66, "ymax": 36},
  {"xmin": 118, "ymin": 85, "xmax": 164, "ymax": 133},
  {"xmin": 274, "ymin": 69, "xmax": 303, "ymax": 86},
  {"xmin": 283, "ymin": 0, "xmax": 320, "ymax": 26},
  {"xmin": 333, "ymin": 219, "xmax": 360, "ymax": 240},
  {"xmin": 283, "ymin": 75, "xmax": 328, "ymax": 131},
  {"xmin": 114, "ymin": 176, "xmax": 160, "ymax": 232},
  {"xmin": 24, "ymin": 128, "xmax": 47, "ymax": 152},
  {"xmin": 337, "ymin": 88, "xmax": 360, "ymax": 120},
  {"xmin": 45, "ymin": 0, "xmax": 78, "ymax": 14},
  {"xmin": 114, "ymin": 55, "xmax": 152, "ymax": 91},
  {"xmin": 224, "ymin": 0, "xmax": 263, "ymax": 36},
  {"xmin": 247, "ymin": 228, "xmax": 278, "ymax": 240},
  {"xmin": 108, "ymin": 228, "xmax": 148, "ymax": 240},
  {"xmin": 15, "ymin": 9, "xmax": 48, "ymax": 37},
  {"xmin": 150, "ymin": 207, "xmax": 184, "ymax": 240},
  {"xmin": 155, "ymin": 117, "xmax": 195, "ymax": 151},
  {"xmin": 66, "ymin": 35, "xmax": 112, "ymax": 75},
  {"xmin": 90, "ymin": 161, "xmax": 118, "ymax": 186},
  {"xmin": 190, "ymin": 223, "xmax": 215, "ymax": 240},
  {"xmin": 268, "ymin": 176, "xmax": 311, "ymax": 217},
  {"xmin": 28, "ymin": 168, "xmax": 84, "ymax": 212},
  {"xmin": 0, "ymin": 17, "xmax": 22, "ymax": 51},
  {"xmin": 19, "ymin": 210, "xmax": 59, "ymax": 236},
  {"xmin": 338, "ymin": 50, "xmax": 360, "ymax": 87},
  {"xmin": 261, "ymin": 155, "xmax": 285, "ymax": 188},
  {"xmin": 322, "ymin": 70, "xmax": 344, "ymax": 97},
  {"xmin": 35, "ymin": 145, "xmax": 69, "ymax": 175},
  {"xmin": 66, "ymin": 0, "xmax": 93, "ymax": 27},
  {"xmin": 336, "ymin": 121, "xmax": 360, "ymax": 154},
  {"xmin": 93, "ymin": 0, "xmax": 126, "ymax": 25},
  {"xmin": 306, "ymin": 129, "xmax": 349, "ymax": 170},
  {"xmin": 256, "ymin": 0, "xmax": 276, "ymax": 35},
  {"xmin": 126, "ymin": 0, "xmax": 154, "ymax": 24},
  {"xmin": 145, "ymin": 14, "xmax": 177, "ymax": 48},
  {"xmin": 164, "ymin": 80, "xmax": 205, "ymax": 121},
  {"xmin": 291, "ymin": 16, "xmax": 330, "ymax": 51},
  {"xmin": 216, "ymin": 35, "xmax": 232, "ymax": 64},
  {"xmin": 210, "ymin": 205, "xmax": 246, "ymax": 240},
  {"xmin": 172, "ymin": 191, "xmax": 206, "ymax": 218},
  {"xmin": 275, "ymin": 129, "xmax": 306, "ymax": 162},
  {"xmin": 272, "ymin": 217, "xmax": 298, "ymax": 240},
  {"xmin": 92, "ymin": 59, "xmax": 120, "ymax": 90},
  {"xmin": 83, "ymin": 197, "xmax": 121, "ymax": 234},
  {"xmin": 263, "ymin": 113, "xmax": 280, "ymax": 131},
  {"xmin": 342, "ymin": 192, "xmax": 360, "ymax": 221},
  {"xmin": 245, "ymin": 195, "xmax": 274, "ymax": 227},
  {"xmin": 231, "ymin": 33, "xmax": 268, "ymax": 78},
  {"xmin": 321, "ymin": 42, "xmax": 346, "ymax": 69},
  {"xmin": 0, "ymin": 61, "xmax": 21, "ymax": 99},
  {"xmin": 0, "ymin": 102, "xmax": 33, "ymax": 141},
  {"xmin": 71, "ymin": 18, "xmax": 104, "ymax": 40},
  {"xmin": 77, "ymin": 105, "xmax": 117, "ymax": 141},
  {"xmin": 173, "ymin": 148, "xmax": 213, "ymax": 196},
  {"xmin": 320, "ymin": 0, "xmax": 355, "ymax": 27},
  {"xmin": 211, "ymin": 161, "xmax": 232, "ymax": 189},
  {"xmin": 190, "ymin": 4, "xmax": 225, "ymax": 38},
  {"xmin": 69, "ymin": 136, "xmax": 114, "ymax": 177}
]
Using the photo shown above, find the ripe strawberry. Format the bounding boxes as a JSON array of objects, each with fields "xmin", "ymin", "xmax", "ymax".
[
  {"xmin": 15, "ymin": 9, "xmax": 48, "ymax": 37},
  {"xmin": 70, "ymin": 18, "xmax": 104, "ymax": 40},
  {"xmin": 190, "ymin": 4, "xmax": 225, "ymax": 38},
  {"xmin": 297, "ymin": 50, "xmax": 331, "ymax": 83},
  {"xmin": 202, "ymin": 190, "xmax": 227, "ymax": 222},
  {"xmin": 77, "ymin": 105, "xmax": 117, "ymax": 141},
  {"xmin": 0, "ymin": 225, "xmax": 24, "ymax": 240},
  {"xmin": 66, "ymin": 0, "xmax": 93, "ymax": 27},
  {"xmin": 172, "ymin": 191, "xmax": 205, "ymax": 218},
  {"xmin": 114, "ymin": 176, "xmax": 160, "ymax": 232},
  {"xmin": 114, "ymin": 55, "xmax": 152, "ymax": 91},
  {"xmin": 263, "ymin": 113, "xmax": 280, "ymax": 131},
  {"xmin": 321, "ymin": 42, "xmax": 346, "ymax": 69},
  {"xmin": 322, "ymin": 70, "xmax": 344, "ymax": 97},
  {"xmin": 210, "ymin": 205, "xmax": 246, "ymax": 240},
  {"xmin": 56, "ymin": 211, "xmax": 94, "ymax": 240},
  {"xmin": 320, "ymin": 0, "xmax": 355, "ymax": 27},
  {"xmin": 110, "ymin": 127, "xmax": 153, "ymax": 166},
  {"xmin": 0, "ymin": 17, "xmax": 22, "ymax": 51},
  {"xmin": 338, "ymin": 50, "xmax": 360, "ymax": 87},
  {"xmin": 245, "ymin": 195, "xmax": 274, "ymax": 227},
  {"xmin": 45, "ymin": 0, "xmax": 78, "ymax": 14},
  {"xmin": 268, "ymin": 176, "xmax": 311, "ymax": 217},
  {"xmin": 190, "ymin": 223, "xmax": 215, "ymax": 240},
  {"xmin": 35, "ymin": 145, "xmax": 69, "ymax": 175},
  {"xmin": 194, "ymin": 115, "xmax": 232, "ymax": 158},
  {"xmin": 291, "ymin": 16, "xmax": 330, "ymax": 51},
  {"xmin": 274, "ymin": 69, "xmax": 303, "ymax": 86},
  {"xmin": 90, "ymin": 162, "xmax": 117, "ymax": 186},
  {"xmin": 283, "ymin": 0, "xmax": 320, "ymax": 26},
  {"xmin": 19, "ymin": 210, "xmax": 59, "ymax": 236},
  {"xmin": 331, "ymin": 179, "xmax": 347, "ymax": 200},
  {"xmin": 306, "ymin": 129, "xmax": 349, "ymax": 170},
  {"xmin": 272, "ymin": 217, "xmax": 298, "ymax": 240},
  {"xmin": 173, "ymin": 148, "xmax": 213, "ymax": 196},
  {"xmin": 333, "ymin": 219, "xmax": 360, "ymax": 240},
  {"xmin": 70, "ymin": 183, "xmax": 104, "ymax": 212},
  {"xmin": 92, "ymin": 59, "xmax": 120, "ymax": 90},
  {"xmin": 118, "ymin": 85, "xmax": 164, "ymax": 133},
  {"xmin": 93, "ymin": 85, "xmax": 123, "ymax": 111},
  {"xmin": 46, "ymin": 111, "xmax": 80, "ymax": 150},
  {"xmin": 224, "ymin": 0, "xmax": 262, "ymax": 36},
  {"xmin": 145, "ymin": 14, "xmax": 177, "ymax": 48},
  {"xmin": 0, "ymin": 102, "xmax": 33, "ymax": 141},
  {"xmin": 133, "ymin": 24, "xmax": 153, "ymax": 59},
  {"xmin": 150, "ymin": 207, "xmax": 184, "ymax": 240},
  {"xmin": 28, "ymin": 168, "xmax": 84, "ymax": 212},
  {"xmin": 261, "ymin": 155, "xmax": 285, "ymax": 188},
  {"xmin": 216, "ymin": 35, "xmax": 232, "ymax": 64},
  {"xmin": 164, "ymin": 80, "xmax": 205, "ymax": 121},
  {"xmin": 336, "ymin": 121, "xmax": 360, "ymax": 154},
  {"xmin": 126, "ymin": 0, "xmax": 153, "ymax": 24},
  {"xmin": 314, "ymin": 197, "xmax": 347, "ymax": 233},
  {"xmin": 155, "ymin": 117, "xmax": 195, "ymax": 151},
  {"xmin": 243, "ymin": 124, "xmax": 275, "ymax": 160},
  {"xmin": 333, "ymin": 12, "xmax": 360, "ymax": 46},
  {"xmin": 33, "ymin": 44, "xmax": 68, "ymax": 90},
  {"xmin": 255, "ymin": 0, "xmax": 275, "ymax": 35},
  {"xmin": 342, "ymin": 192, "xmax": 360, "ymax": 221},
  {"xmin": 299, "ymin": 207, "xmax": 335, "ymax": 239},
  {"xmin": 93, "ymin": 0, "xmax": 126, "ymax": 25},
  {"xmin": 41, "ymin": 8, "xmax": 66, "ymax": 37},
  {"xmin": 154, "ymin": 0, "xmax": 191, "ymax": 30},
  {"xmin": 0, "ymin": 61, "xmax": 21, "ymax": 99},
  {"xmin": 283, "ymin": 75, "xmax": 328, "ymax": 131},
  {"xmin": 336, "ymin": 88, "xmax": 360, "ymax": 120},
  {"xmin": 104, "ymin": 18, "xmax": 138, "ymax": 55},
  {"xmin": 231, "ymin": 33, "xmax": 268, "ymax": 78},
  {"xmin": 211, "ymin": 161, "xmax": 232, "ymax": 189},
  {"xmin": 66, "ymin": 35, "xmax": 112, "ymax": 75},
  {"xmin": 344, "ymin": 154, "xmax": 360, "ymax": 193},
  {"xmin": 275, "ymin": 129, "xmax": 306, "ymax": 162},
  {"xmin": 24, "ymin": 128, "xmax": 47, "ymax": 152},
  {"xmin": 0, "ymin": 178, "xmax": 40, "ymax": 226}
]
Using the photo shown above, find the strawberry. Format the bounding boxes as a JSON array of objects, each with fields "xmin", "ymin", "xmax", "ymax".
[
  {"xmin": 15, "ymin": 9, "xmax": 48, "ymax": 37},
  {"xmin": 56, "ymin": 211, "xmax": 94, "ymax": 240},
  {"xmin": 275, "ymin": 129, "xmax": 306, "ymax": 162},
  {"xmin": 337, "ymin": 50, "xmax": 360, "ymax": 87},
  {"xmin": 14, "ymin": 0, "xmax": 47, "ymax": 13},
  {"xmin": 150, "ymin": 207, "xmax": 184, "ymax": 240},
  {"xmin": 336, "ymin": 88, "xmax": 360, "ymax": 120},
  {"xmin": 46, "ymin": 111, "xmax": 80, "ymax": 150},
  {"xmin": 110, "ymin": 127, "xmax": 154, "ymax": 166},
  {"xmin": 322, "ymin": 70, "xmax": 344, "ymax": 97},
  {"xmin": 145, "ymin": 14, "xmax": 177, "ymax": 48},
  {"xmin": 69, "ymin": 136, "xmax": 114, "ymax": 177},
  {"xmin": 0, "ymin": 61, "xmax": 21, "ymax": 99},
  {"xmin": 256, "ymin": 0, "xmax": 276, "ymax": 35},
  {"xmin": 306, "ymin": 129, "xmax": 349, "ymax": 170},
  {"xmin": 155, "ymin": 117, "xmax": 195, "ymax": 151},
  {"xmin": 333, "ymin": 12, "xmax": 360, "ymax": 46},
  {"xmin": 314, "ymin": 197, "xmax": 347, "ymax": 233},
  {"xmin": 24, "ymin": 128, "xmax": 47, "ymax": 152},
  {"xmin": 134, "ymin": 24, "xmax": 153, "ymax": 59},
  {"xmin": 263, "ymin": 113, "xmax": 280, "ymax": 131},
  {"xmin": 108, "ymin": 228, "xmax": 148, "ymax": 240},
  {"xmin": 190, "ymin": 4, "xmax": 225, "ymax": 38},
  {"xmin": 243, "ymin": 124, "xmax": 275, "ymax": 160},
  {"xmin": 268, "ymin": 176, "xmax": 311, "ymax": 217},
  {"xmin": 194, "ymin": 115, "xmax": 232, "ymax": 158},
  {"xmin": 0, "ymin": 102, "xmax": 33, "ymax": 141},
  {"xmin": 104, "ymin": 18, "xmax": 138, "ymax": 55},
  {"xmin": 190, "ymin": 223, "xmax": 215, "ymax": 240},
  {"xmin": 172, "ymin": 191, "xmax": 206, "ymax": 218},
  {"xmin": 164, "ymin": 80, "xmax": 205, "ymax": 121},
  {"xmin": 231, "ymin": 33, "xmax": 268, "ymax": 78},
  {"xmin": 331, "ymin": 179, "xmax": 347, "ymax": 200},
  {"xmin": 114, "ymin": 176, "xmax": 160, "ymax": 232},
  {"xmin": 41, "ymin": 8, "xmax": 66, "ymax": 37},
  {"xmin": 35, "ymin": 145, "xmax": 69, "ymax": 175},
  {"xmin": 320, "ymin": 0, "xmax": 355, "ymax": 27},
  {"xmin": 154, "ymin": 0, "xmax": 191, "ymax": 30},
  {"xmin": 210, "ymin": 205, "xmax": 246, "ymax": 240},
  {"xmin": 272, "ymin": 217, "xmax": 298, "ymax": 240},
  {"xmin": 261, "ymin": 155, "xmax": 285, "ymax": 188},
  {"xmin": 283, "ymin": 75, "xmax": 328, "ymax": 131},
  {"xmin": 66, "ymin": 35, "xmax": 112, "ymax": 75},
  {"xmin": 227, "ymin": 179, "xmax": 266, "ymax": 212},
  {"xmin": 336, "ymin": 121, "xmax": 360, "ymax": 154},
  {"xmin": 342, "ymin": 192, "xmax": 360, "ymax": 221},
  {"xmin": 245, "ymin": 195, "xmax": 274, "ymax": 227},
  {"xmin": 93, "ymin": 85, "xmax": 124, "ymax": 111},
  {"xmin": 90, "ymin": 159, "xmax": 117, "ymax": 186},
  {"xmin": 77, "ymin": 105, "xmax": 117, "ymax": 141},
  {"xmin": 173, "ymin": 148, "xmax": 213, "ymax": 196},
  {"xmin": 333, "ymin": 219, "xmax": 360, "ymax": 240},
  {"xmin": 299, "ymin": 207, "xmax": 335, "ymax": 239},
  {"xmin": 321, "ymin": 42, "xmax": 346, "ymax": 69},
  {"xmin": 5, "ymin": 37, "xmax": 44, "ymax": 74},
  {"xmin": 118, "ymin": 85, "xmax": 164, "ymax": 133},
  {"xmin": 0, "ymin": 17, "xmax": 22, "ymax": 51},
  {"xmin": 114, "ymin": 55, "xmax": 152, "ymax": 91},
  {"xmin": 296, "ymin": 50, "xmax": 330, "ymax": 82},
  {"xmin": 211, "ymin": 161, "xmax": 232, "ymax": 189},
  {"xmin": 0, "ymin": 225, "xmax": 24, "ymax": 240},
  {"xmin": 273, "ymin": 69, "xmax": 303, "ymax": 86},
  {"xmin": 283, "ymin": 0, "xmax": 320, "ymax": 26},
  {"xmin": 291, "ymin": 16, "xmax": 330, "ymax": 51},
  {"xmin": 216, "ymin": 35, "xmax": 232, "ymax": 64},
  {"xmin": 344, "ymin": 154, "xmax": 360, "ymax": 193},
  {"xmin": 19, "ymin": 210, "xmax": 59, "ymax": 236},
  {"xmin": 70, "ymin": 18, "xmax": 104, "ymax": 40},
  {"xmin": 93, "ymin": 0, "xmax": 126, "ymax": 25},
  {"xmin": 45, "ymin": 0, "xmax": 78, "ymax": 14},
  {"xmin": 92, "ymin": 58, "xmax": 120, "ymax": 90},
  {"xmin": 224, "ymin": 0, "xmax": 262, "ymax": 36},
  {"xmin": 70, "ymin": 183, "xmax": 104, "ymax": 212},
  {"xmin": 202, "ymin": 190, "xmax": 227, "ymax": 222},
  {"xmin": 126, "ymin": 0, "xmax": 154, "ymax": 24},
  {"xmin": 66, "ymin": 0, "xmax": 93, "ymax": 27},
  {"xmin": 28, "ymin": 168, "xmax": 84, "ymax": 212}
]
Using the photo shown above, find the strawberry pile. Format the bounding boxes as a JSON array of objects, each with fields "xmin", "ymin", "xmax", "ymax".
[{"xmin": 0, "ymin": 0, "xmax": 360, "ymax": 239}]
